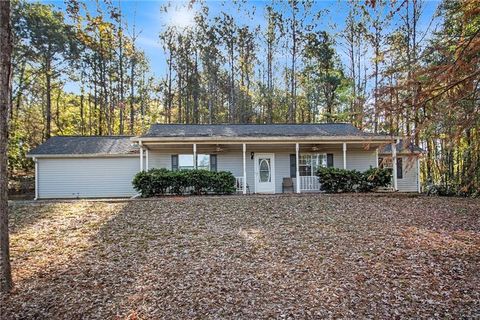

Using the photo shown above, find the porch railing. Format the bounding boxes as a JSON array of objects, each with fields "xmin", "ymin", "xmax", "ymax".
[
  {"xmin": 299, "ymin": 175, "xmax": 320, "ymax": 191},
  {"xmin": 235, "ymin": 176, "xmax": 245, "ymax": 192}
]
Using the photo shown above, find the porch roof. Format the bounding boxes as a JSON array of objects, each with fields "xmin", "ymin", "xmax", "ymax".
[{"xmin": 135, "ymin": 123, "xmax": 395, "ymax": 142}]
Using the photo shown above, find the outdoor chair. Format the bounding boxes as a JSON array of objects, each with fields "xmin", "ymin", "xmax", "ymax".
[{"xmin": 282, "ymin": 177, "xmax": 294, "ymax": 193}]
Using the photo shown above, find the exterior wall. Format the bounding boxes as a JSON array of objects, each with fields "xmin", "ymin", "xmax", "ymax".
[
  {"xmin": 37, "ymin": 157, "xmax": 139, "ymax": 199},
  {"xmin": 149, "ymin": 148, "xmax": 378, "ymax": 193},
  {"xmin": 149, "ymin": 150, "xmax": 291, "ymax": 193},
  {"xmin": 397, "ymin": 156, "xmax": 419, "ymax": 192}
]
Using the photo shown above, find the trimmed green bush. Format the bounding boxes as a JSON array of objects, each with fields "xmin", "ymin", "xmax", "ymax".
[
  {"xmin": 317, "ymin": 166, "xmax": 391, "ymax": 193},
  {"xmin": 132, "ymin": 169, "xmax": 236, "ymax": 197}
]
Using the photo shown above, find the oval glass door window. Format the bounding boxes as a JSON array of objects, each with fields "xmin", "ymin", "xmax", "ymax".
[{"xmin": 259, "ymin": 158, "xmax": 271, "ymax": 182}]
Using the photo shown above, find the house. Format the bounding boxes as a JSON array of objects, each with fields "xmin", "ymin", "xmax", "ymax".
[{"xmin": 27, "ymin": 123, "xmax": 423, "ymax": 199}]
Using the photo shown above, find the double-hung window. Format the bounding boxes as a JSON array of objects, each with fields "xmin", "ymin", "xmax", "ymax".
[
  {"xmin": 178, "ymin": 154, "xmax": 211, "ymax": 170},
  {"xmin": 299, "ymin": 153, "xmax": 327, "ymax": 176}
]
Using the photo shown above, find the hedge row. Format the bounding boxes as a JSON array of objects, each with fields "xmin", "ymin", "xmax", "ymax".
[
  {"xmin": 132, "ymin": 168, "xmax": 236, "ymax": 197},
  {"xmin": 317, "ymin": 167, "xmax": 392, "ymax": 193}
]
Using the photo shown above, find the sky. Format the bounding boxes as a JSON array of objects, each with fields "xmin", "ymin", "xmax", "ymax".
[{"xmin": 42, "ymin": 0, "xmax": 442, "ymax": 93}]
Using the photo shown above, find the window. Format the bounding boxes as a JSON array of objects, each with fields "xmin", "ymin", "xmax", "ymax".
[
  {"xmin": 299, "ymin": 154, "xmax": 327, "ymax": 176},
  {"xmin": 378, "ymin": 157, "xmax": 402, "ymax": 179},
  {"xmin": 197, "ymin": 154, "xmax": 210, "ymax": 170},
  {"xmin": 178, "ymin": 154, "xmax": 194, "ymax": 170},
  {"xmin": 396, "ymin": 157, "xmax": 403, "ymax": 179},
  {"xmin": 178, "ymin": 154, "xmax": 210, "ymax": 170}
]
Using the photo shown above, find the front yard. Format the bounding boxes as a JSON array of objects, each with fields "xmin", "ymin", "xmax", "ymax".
[{"xmin": 1, "ymin": 194, "xmax": 479, "ymax": 318}]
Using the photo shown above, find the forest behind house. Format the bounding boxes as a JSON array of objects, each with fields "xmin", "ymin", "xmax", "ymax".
[{"xmin": 8, "ymin": 0, "xmax": 480, "ymax": 196}]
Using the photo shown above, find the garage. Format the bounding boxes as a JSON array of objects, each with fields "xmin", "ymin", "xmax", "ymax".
[{"xmin": 28, "ymin": 136, "xmax": 140, "ymax": 199}]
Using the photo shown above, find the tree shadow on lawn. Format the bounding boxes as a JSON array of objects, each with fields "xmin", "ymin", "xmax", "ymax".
[{"xmin": 2, "ymin": 195, "xmax": 480, "ymax": 319}]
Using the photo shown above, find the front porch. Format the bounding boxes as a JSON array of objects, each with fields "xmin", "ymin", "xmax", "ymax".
[{"xmin": 138, "ymin": 141, "xmax": 394, "ymax": 194}]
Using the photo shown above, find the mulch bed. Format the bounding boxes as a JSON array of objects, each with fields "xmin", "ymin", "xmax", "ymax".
[{"xmin": 1, "ymin": 194, "xmax": 479, "ymax": 319}]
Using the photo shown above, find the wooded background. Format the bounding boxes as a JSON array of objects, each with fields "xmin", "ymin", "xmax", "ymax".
[{"xmin": 8, "ymin": 0, "xmax": 480, "ymax": 195}]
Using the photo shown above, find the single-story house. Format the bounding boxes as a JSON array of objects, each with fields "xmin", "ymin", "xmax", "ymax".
[{"xmin": 27, "ymin": 123, "xmax": 423, "ymax": 199}]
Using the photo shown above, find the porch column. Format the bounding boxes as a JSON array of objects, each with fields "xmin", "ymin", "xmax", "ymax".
[
  {"xmin": 139, "ymin": 142, "xmax": 144, "ymax": 171},
  {"xmin": 296, "ymin": 143, "xmax": 300, "ymax": 193},
  {"xmin": 145, "ymin": 148, "xmax": 149, "ymax": 171},
  {"xmin": 34, "ymin": 157, "xmax": 38, "ymax": 200},
  {"xmin": 392, "ymin": 141, "xmax": 398, "ymax": 191},
  {"xmin": 375, "ymin": 148, "xmax": 379, "ymax": 168},
  {"xmin": 242, "ymin": 143, "xmax": 247, "ymax": 194},
  {"xmin": 193, "ymin": 143, "xmax": 197, "ymax": 169},
  {"xmin": 343, "ymin": 142, "xmax": 347, "ymax": 169}
]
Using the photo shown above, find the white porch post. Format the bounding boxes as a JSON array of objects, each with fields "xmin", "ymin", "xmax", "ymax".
[
  {"xmin": 343, "ymin": 142, "xmax": 347, "ymax": 170},
  {"xmin": 34, "ymin": 157, "xmax": 38, "ymax": 200},
  {"xmin": 392, "ymin": 141, "xmax": 398, "ymax": 191},
  {"xmin": 242, "ymin": 143, "xmax": 247, "ymax": 194},
  {"xmin": 296, "ymin": 143, "xmax": 300, "ymax": 193},
  {"xmin": 193, "ymin": 143, "xmax": 197, "ymax": 169},
  {"xmin": 375, "ymin": 148, "xmax": 379, "ymax": 168},
  {"xmin": 139, "ymin": 142, "xmax": 144, "ymax": 171},
  {"xmin": 145, "ymin": 148, "xmax": 149, "ymax": 171}
]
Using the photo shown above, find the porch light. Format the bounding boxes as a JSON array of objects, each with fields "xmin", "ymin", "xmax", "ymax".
[
  {"xmin": 312, "ymin": 146, "xmax": 319, "ymax": 151},
  {"xmin": 250, "ymin": 152, "xmax": 254, "ymax": 159}
]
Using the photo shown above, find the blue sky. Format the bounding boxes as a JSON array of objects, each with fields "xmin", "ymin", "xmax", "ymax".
[{"xmin": 43, "ymin": 0, "xmax": 441, "ymax": 90}]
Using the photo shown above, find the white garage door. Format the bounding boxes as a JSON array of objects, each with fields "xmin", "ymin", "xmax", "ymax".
[{"xmin": 37, "ymin": 157, "xmax": 140, "ymax": 199}]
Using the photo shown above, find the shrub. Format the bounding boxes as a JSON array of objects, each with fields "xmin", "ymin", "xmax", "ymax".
[
  {"xmin": 316, "ymin": 166, "xmax": 391, "ymax": 193},
  {"xmin": 316, "ymin": 167, "xmax": 361, "ymax": 193},
  {"xmin": 132, "ymin": 169, "xmax": 236, "ymax": 197},
  {"xmin": 211, "ymin": 171, "xmax": 236, "ymax": 194},
  {"xmin": 358, "ymin": 167, "xmax": 392, "ymax": 192}
]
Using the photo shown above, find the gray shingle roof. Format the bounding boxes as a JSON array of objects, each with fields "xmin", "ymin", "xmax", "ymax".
[
  {"xmin": 142, "ymin": 123, "xmax": 388, "ymax": 138},
  {"xmin": 380, "ymin": 141, "xmax": 424, "ymax": 154},
  {"xmin": 27, "ymin": 136, "xmax": 138, "ymax": 156}
]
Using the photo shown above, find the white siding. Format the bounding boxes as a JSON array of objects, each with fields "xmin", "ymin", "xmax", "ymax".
[
  {"xmin": 149, "ymin": 151, "xmax": 171, "ymax": 169},
  {"xmin": 149, "ymin": 149, "xmax": 376, "ymax": 194},
  {"xmin": 345, "ymin": 150, "xmax": 377, "ymax": 171},
  {"xmin": 397, "ymin": 156, "xmax": 419, "ymax": 192},
  {"xmin": 37, "ymin": 157, "xmax": 139, "ymax": 199}
]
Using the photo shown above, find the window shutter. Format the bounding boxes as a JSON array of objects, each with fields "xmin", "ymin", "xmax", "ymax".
[
  {"xmin": 171, "ymin": 154, "xmax": 178, "ymax": 171},
  {"xmin": 290, "ymin": 154, "xmax": 296, "ymax": 178},
  {"xmin": 210, "ymin": 154, "xmax": 217, "ymax": 172},
  {"xmin": 327, "ymin": 153, "xmax": 334, "ymax": 168},
  {"xmin": 397, "ymin": 157, "xmax": 403, "ymax": 179}
]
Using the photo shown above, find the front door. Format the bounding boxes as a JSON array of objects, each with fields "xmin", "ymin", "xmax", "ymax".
[{"xmin": 255, "ymin": 153, "xmax": 275, "ymax": 193}]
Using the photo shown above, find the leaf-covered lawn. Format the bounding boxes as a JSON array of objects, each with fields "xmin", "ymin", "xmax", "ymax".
[{"xmin": 1, "ymin": 194, "xmax": 479, "ymax": 319}]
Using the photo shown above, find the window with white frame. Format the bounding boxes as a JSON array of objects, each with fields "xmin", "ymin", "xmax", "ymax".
[
  {"xmin": 299, "ymin": 153, "xmax": 327, "ymax": 176},
  {"xmin": 197, "ymin": 154, "xmax": 210, "ymax": 170},
  {"xmin": 178, "ymin": 154, "xmax": 210, "ymax": 170}
]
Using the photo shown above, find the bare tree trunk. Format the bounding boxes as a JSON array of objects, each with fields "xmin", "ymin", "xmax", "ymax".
[
  {"xmin": 129, "ymin": 53, "xmax": 135, "ymax": 134},
  {"xmin": 167, "ymin": 51, "xmax": 173, "ymax": 124},
  {"xmin": 0, "ymin": 0, "xmax": 13, "ymax": 292},
  {"xmin": 45, "ymin": 56, "xmax": 52, "ymax": 140},
  {"xmin": 289, "ymin": 9, "xmax": 297, "ymax": 124}
]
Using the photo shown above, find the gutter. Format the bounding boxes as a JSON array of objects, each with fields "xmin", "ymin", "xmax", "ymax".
[
  {"xmin": 26, "ymin": 153, "xmax": 140, "ymax": 159},
  {"xmin": 131, "ymin": 135, "xmax": 399, "ymax": 143}
]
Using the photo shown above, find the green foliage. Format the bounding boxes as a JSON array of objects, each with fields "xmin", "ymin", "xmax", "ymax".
[
  {"xmin": 317, "ymin": 167, "xmax": 392, "ymax": 193},
  {"xmin": 132, "ymin": 169, "xmax": 236, "ymax": 197},
  {"xmin": 358, "ymin": 167, "xmax": 393, "ymax": 192}
]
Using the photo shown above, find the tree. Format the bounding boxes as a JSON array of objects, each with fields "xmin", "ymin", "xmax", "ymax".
[
  {"xmin": 0, "ymin": 0, "xmax": 13, "ymax": 292},
  {"xmin": 17, "ymin": 2, "xmax": 78, "ymax": 139},
  {"xmin": 303, "ymin": 31, "xmax": 346, "ymax": 122}
]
